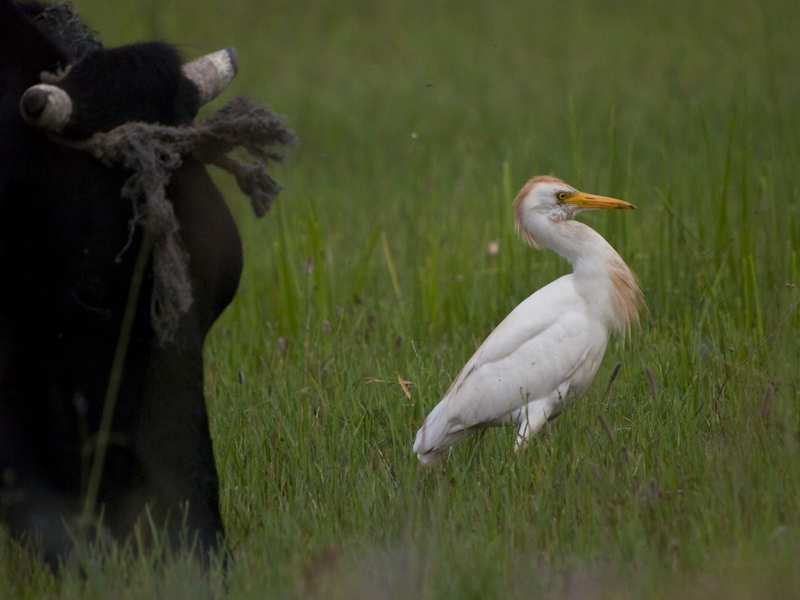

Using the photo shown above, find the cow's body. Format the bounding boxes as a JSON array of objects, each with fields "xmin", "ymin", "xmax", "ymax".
[{"xmin": 0, "ymin": 1, "xmax": 245, "ymax": 566}]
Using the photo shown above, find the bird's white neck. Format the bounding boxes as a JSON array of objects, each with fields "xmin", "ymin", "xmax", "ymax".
[{"xmin": 529, "ymin": 218, "xmax": 642, "ymax": 333}]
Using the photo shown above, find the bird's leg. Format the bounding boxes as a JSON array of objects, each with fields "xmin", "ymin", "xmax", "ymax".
[
  {"xmin": 514, "ymin": 404, "xmax": 548, "ymax": 452},
  {"xmin": 513, "ymin": 384, "xmax": 570, "ymax": 452},
  {"xmin": 515, "ymin": 420, "xmax": 532, "ymax": 452}
]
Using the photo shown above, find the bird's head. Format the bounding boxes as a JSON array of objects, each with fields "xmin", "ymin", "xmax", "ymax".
[{"xmin": 513, "ymin": 175, "xmax": 635, "ymax": 247}]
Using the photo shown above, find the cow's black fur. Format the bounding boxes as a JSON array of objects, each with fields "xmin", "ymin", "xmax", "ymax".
[{"xmin": 0, "ymin": 1, "xmax": 245, "ymax": 567}]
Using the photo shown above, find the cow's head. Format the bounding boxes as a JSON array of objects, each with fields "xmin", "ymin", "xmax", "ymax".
[
  {"xmin": 19, "ymin": 46, "xmax": 238, "ymax": 137},
  {"xmin": 2, "ymin": 1, "xmax": 238, "ymax": 138}
]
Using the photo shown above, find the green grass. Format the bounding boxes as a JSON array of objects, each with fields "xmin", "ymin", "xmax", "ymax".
[{"xmin": 3, "ymin": 0, "xmax": 800, "ymax": 597}]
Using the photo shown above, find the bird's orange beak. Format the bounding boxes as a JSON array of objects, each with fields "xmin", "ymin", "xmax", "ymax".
[{"xmin": 567, "ymin": 192, "xmax": 637, "ymax": 210}]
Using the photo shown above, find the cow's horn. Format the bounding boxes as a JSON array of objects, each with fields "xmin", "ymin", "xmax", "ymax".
[
  {"xmin": 19, "ymin": 84, "xmax": 72, "ymax": 132},
  {"xmin": 182, "ymin": 48, "xmax": 238, "ymax": 106}
]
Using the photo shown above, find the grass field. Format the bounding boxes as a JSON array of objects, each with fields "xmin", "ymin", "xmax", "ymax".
[{"xmin": 3, "ymin": 0, "xmax": 800, "ymax": 597}]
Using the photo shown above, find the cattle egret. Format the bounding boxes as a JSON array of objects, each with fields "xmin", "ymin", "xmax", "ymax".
[{"xmin": 413, "ymin": 175, "xmax": 643, "ymax": 466}]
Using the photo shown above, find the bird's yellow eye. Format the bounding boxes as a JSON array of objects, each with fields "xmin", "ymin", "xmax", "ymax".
[{"xmin": 557, "ymin": 191, "xmax": 568, "ymax": 201}]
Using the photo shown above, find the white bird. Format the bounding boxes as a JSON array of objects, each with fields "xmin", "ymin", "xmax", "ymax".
[{"xmin": 413, "ymin": 175, "xmax": 643, "ymax": 466}]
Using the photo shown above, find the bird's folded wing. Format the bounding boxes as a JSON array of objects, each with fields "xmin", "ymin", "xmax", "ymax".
[{"xmin": 437, "ymin": 276, "xmax": 595, "ymax": 427}]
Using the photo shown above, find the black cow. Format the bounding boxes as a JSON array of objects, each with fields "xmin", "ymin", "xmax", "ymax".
[{"xmin": 0, "ymin": 1, "xmax": 278, "ymax": 568}]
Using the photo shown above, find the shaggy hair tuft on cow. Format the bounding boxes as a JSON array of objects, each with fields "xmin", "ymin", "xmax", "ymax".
[
  {"xmin": 54, "ymin": 96, "xmax": 297, "ymax": 343},
  {"xmin": 30, "ymin": 1, "xmax": 101, "ymax": 60}
]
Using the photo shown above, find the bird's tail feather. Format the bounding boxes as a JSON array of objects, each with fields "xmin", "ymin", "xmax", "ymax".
[{"xmin": 413, "ymin": 398, "xmax": 473, "ymax": 466}]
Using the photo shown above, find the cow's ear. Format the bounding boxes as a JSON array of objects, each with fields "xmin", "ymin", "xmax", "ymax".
[{"xmin": 0, "ymin": 0, "xmax": 69, "ymax": 82}]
